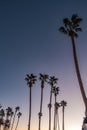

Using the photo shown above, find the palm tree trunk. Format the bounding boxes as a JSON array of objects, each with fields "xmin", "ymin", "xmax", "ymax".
[
  {"xmin": 38, "ymin": 87, "xmax": 43, "ymax": 130},
  {"xmin": 28, "ymin": 86, "xmax": 32, "ymax": 130},
  {"xmin": 54, "ymin": 95, "xmax": 57, "ymax": 130},
  {"xmin": 9, "ymin": 116, "xmax": 13, "ymax": 130},
  {"xmin": 48, "ymin": 107, "xmax": 51, "ymax": 130},
  {"xmin": 71, "ymin": 36, "xmax": 87, "ymax": 110},
  {"xmin": 4, "ymin": 115, "xmax": 9, "ymax": 130},
  {"xmin": 11, "ymin": 112, "xmax": 16, "ymax": 130},
  {"xmin": 15, "ymin": 118, "xmax": 19, "ymax": 130},
  {"xmin": 49, "ymin": 87, "xmax": 52, "ymax": 130},
  {"xmin": 57, "ymin": 109, "xmax": 60, "ymax": 130},
  {"xmin": 62, "ymin": 107, "xmax": 64, "ymax": 130}
]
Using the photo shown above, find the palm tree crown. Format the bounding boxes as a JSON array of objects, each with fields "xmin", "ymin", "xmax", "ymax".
[
  {"xmin": 39, "ymin": 73, "xmax": 48, "ymax": 87},
  {"xmin": 52, "ymin": 86, "xmax": 59, "ymax": 97},
  {"xmin": 60, "ymin": 100, "xmax": 67, "ymax": 107},
  {"xmin": 48, "ymin": 76, "xmax": 58, "ymax": 86},
  {"xmin": 59, "ymin": 14, "xmax": 82, "ymax": 37},
  {"xmin": 15, "ymin": 107, "xmax": 20, "ymax": 113},
  {"xmin": 17, "ymin": 112, "xmax": 22, "ymax": 118},
  {"xmin": 25, "ymin": 73, "xmax": 37, "ymax": 86}
]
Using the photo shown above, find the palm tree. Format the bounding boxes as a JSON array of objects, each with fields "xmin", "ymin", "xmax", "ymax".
[
  {"xmin": 4, "ymin": 107, "xmax": 13, "ymax": 130},
  {"xmin": 11, "ymin": 106, "xmax": 20, "ymax": 130},
  {"xmin": 52, "ymin": 86, "xmax": 59, "ymax": 130},
  {"xmin": 60, "ymin": 100, "xmax": 67, "ymax": 130},
  {"xmin": 15, "ymin": 112, "xmax": 22, "ymax": 130},
  {"xmin": 59, "ymin": 14, "xmax": 87, "ymax": 125},
  {"xmin": 48, "ymin": 76, "xmax": 58, "ymax": 130},
  {"xmin": 0, "ymin": 109, "xmax": 5, "ymax": 130},
  {"xmin": 25, "ymin": 73, "xmax": 37, "ymax": 130},
  {"xmin": 38, "ymin": 73, "xmax": 48, "ymax": 130}
]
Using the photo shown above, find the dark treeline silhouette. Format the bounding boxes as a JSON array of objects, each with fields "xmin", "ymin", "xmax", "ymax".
[
  {"xmin": 25, "ymin": 73, "xmax": 67, "ymax": 130},
  {"xmin": 0, "ymin": 105, "xmax": 22, "ymax": 130}
]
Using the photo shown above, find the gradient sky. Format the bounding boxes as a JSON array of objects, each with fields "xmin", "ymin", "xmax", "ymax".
[{"xmin": 0, "ymin": 1, "xmax": 87, "ymax": 130}]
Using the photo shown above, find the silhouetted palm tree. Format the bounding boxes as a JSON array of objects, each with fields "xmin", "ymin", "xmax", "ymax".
[
  {"xmin": 11, "ymin": 106, "xmax": 20, "ymax": 130},
  {"xmin": 38, "ymin": 73, "xmax": 48, "ymax": 130},
  {"xmin": 25, "ymin": 73, "xmax": 37, "ymax": 130},
  {"xmin": 53, "ymin": 86, "xmax": 59, "ymax": 130},
  {"xmin": 60, "ymin": 100, "xmax": 67, "ymax": 130},
  {"xmin": 0, "ymin": 109, "xmax": 5, "ymax": 130},
  {"xmin": 4, "ymin": 107, "xmax": 13, "ymax": 130},
  {"xmin": 59, "ymin": 14, "xmax": 87, "ymax": 129},
  {"xmin": 48, "ymin": 76, "xmax": 58, "ymax": 130},
  {"xmin": 59, "ymin": 14, "xmax": 86, "ymax": 106},
  {"xmin": 15, "ymin": 112, "xmax": 22, "ymax": 130}
]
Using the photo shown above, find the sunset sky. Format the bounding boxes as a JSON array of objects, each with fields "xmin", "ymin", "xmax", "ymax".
[{"xmin": 0, "ymin": 1, "xmax": 87, "ymax": 130}]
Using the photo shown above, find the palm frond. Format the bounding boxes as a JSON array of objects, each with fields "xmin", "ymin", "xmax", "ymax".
[
  {"xmin": 52, "ymin": 86, "xmax": 59, "ymax": 95},
  {"xmin": 48, "ymin": 76, "xmax": 58, "ymax": 86},
  {"xmin": 63, "ymin": 18, "xmax": 70, "ymax": 27},
  {"xmin": 17, "ymin": 112, "xmax": 22, "ymax": 118},
  {"xmin": 75, "ymin": 27, "xmax": 82, "ymax": 32},
  {"xmin": 59, "ymin": 27, "xmax": 67, "ymax": 34},
  {"xmin": 74, "ymin": 18, "xmax": 82, "ymax": 25},
  {"xmin": 61, "ymin": 100, "xmax": 67, "ymax": 106},
  {"xmin": 39, "ymin": 73, "xmax": 48, "ymax": 82},
  {"xmin": 15, "ymin": 106, "xmax": 20, "ymax": 112},
  {"xmin": 71, "ymin": 14, "xmax": 78, "ymax": 21},
  {"xmin": 72, "ymin": 23, "xmax": 79, "ymax": 29},
  {"xmin": 77, "ymin": 17, "xmax": 83, "ymax": 22},
  {"xmin": 25, "ymin": 77, "xmax": 28, "ymax": 81},
  {"xmin": 25, "ymin": 73, "xmax": 37, "ymax": 85},
  {"xmin": 74, "ymin": 32, "xmax": 78, "ymax": 38},
  {"xmin": 26, "ymin": 74, "xmax": 29, "ymax": 78}
]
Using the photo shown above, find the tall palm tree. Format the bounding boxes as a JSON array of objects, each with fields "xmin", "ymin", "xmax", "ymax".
[
  {"xmin": 38, "ymin": 73, "xmax": 48, "ymax": 130},
  {"xmin": 53, "ymin": 86, "xmax": 59, "ymax": 130},
  {"xmin": 59, "ymin": 14, "xmax": 87, "ymax": 126},
  {"xmin": 25, "ymin": 73, "xmax": 37, "ymax": 130},
  {"xmin": 15, "ymin": 112, "xmax": 22, "ymax": 130},
  {"xmin": 11, "ymin": 106, "xmax": 20, "ymax": 130},
  {"xmin": 60, "ymin": 100, "xmax": 67, "ymax": 130},
  {"xmin": 48, "ymin": 76, "xmax": 58, "ymax": 130}
]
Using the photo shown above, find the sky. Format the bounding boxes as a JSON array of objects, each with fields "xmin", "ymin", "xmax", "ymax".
[{"xmin": 0, "ymin": 1, "xmax": 87, "ymax": 130}]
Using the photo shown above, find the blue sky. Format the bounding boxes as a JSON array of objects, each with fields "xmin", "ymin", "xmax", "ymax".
[{"xmin": 0, "ymin": 1, "xmax": 87, "ymax": 130}]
